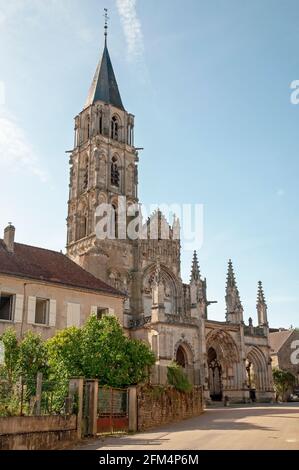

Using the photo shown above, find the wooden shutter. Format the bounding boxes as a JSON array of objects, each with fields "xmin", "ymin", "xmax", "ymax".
[
  {"xmin": 72, "ymin": 304, "xmax": 80, "ymax": 327},
  {"xmin": 49, "ymin": 300, "xmax": 57, "ymax": 327},
  {"xmin": 67, "ymin": 303, "xmax": 73, "ymax": 328},
  {"xmin": 90, "ymin": 306, "xmax": 98, "ymax": 316},
  {"xmin": 14, "ymin": 294, "xmax": 24, "ymax": 323},
  {"xmin": 67, "ymin": 303, "xmax": 80, "ymax": 327},
  {"xmin": 27, "ymin": 296, "xmax": 36, "ymax": 324}
]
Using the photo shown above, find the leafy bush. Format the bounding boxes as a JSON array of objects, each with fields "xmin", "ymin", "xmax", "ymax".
[
  {"xmin": 167, "ymin": 362, "xmax": 193, "ymax": 393},
  {"xmin": 273, "ymin": 368, "xmax": 295, "ymax": 401},
  {"xmin": 0, "ymin": 317, "xmax": 156, "ymax": 415},
  {"xmin": 46, "ymin": 315, "xmax": 156, "ymax": 387}
]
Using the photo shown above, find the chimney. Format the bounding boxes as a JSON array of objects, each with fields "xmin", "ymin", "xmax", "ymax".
[{"xmin": 4, "ymin": 223, "xmax": 15, "ymax": 253}]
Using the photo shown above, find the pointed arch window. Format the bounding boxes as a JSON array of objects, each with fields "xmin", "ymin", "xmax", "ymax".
[
  {"xmin": 83, "ymin": 157, "xmax": 89, "ymax": 191},
  {"xmin": 78, "ymin": 215, "xmax": 87, "ymax": 240},
  {"xmin": 111, "ymin": 116, "xmax": 119, "ymax": 140},
  {"xmin": 111, "ymin": 156, "xmax": 120, "ymax": 187},
  {"xmin": 99, "ymin": 112, "xmax": 103, "ymax": 135},
  {"xmin": 112, "ymin": 203, "xmax": 118, "ymax": 239},
  {"xmin": 176, "ymin": 346, "xmax": 187, "ymax": 368}
]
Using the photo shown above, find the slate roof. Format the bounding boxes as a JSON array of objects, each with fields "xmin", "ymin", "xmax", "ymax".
[
  {"xmin": 85, "ymin": 43, "xmax": 124, "ymax": 110},
  {"xmin": 0, "ymin": 239, "xmax": 124, "ymax": 297},
  {"xmin": 269, "ymin": 330, "xmax": 294, "ymax": 354}
]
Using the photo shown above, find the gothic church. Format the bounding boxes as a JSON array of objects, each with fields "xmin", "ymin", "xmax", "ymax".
[{"xmin": 66, "ymin": 30, "xmax": 274, "ymax": 403}]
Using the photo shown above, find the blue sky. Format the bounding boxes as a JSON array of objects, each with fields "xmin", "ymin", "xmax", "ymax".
[{"xmin": 0, "ymin": 0, "xmax": 298, "ymax": 327}]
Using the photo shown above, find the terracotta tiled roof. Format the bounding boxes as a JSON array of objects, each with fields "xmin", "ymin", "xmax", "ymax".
[
  {"xmin": 0, "ymin": 239, "xmax": 124, "ymax": 297},
  {"xmin": 269, "ymin": 330, "xmax": 294, "ymax": 354}
]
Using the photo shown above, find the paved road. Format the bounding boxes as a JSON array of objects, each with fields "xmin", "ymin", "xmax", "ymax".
[{"xmin": 76, "ymin": 404, "xmax": 299, "ymax": 450}]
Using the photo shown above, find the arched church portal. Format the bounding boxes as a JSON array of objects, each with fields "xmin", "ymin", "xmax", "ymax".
[
  {"xmin": 246, "ymin": 347, "xmax": 269, "ymax": 400},
  {"xmin": 208, "ymin": 347, "xmax": 223, "ymax": 401},
  {"xmin": 176, "ymin": 345, "xmax": 187, "ymax": 368}
]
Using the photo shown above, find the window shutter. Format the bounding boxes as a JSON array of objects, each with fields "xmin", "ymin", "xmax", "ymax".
[
  {"xmin": 72, "ymin": 304, "xmax": 81, "ymax": 327},
  {"xmin": 27, "ymin": 296, "xmax": 36, "ymax": 324},
  {"xmin": 67, "ymin": 303, "xmax": 73, "ymax": 328},
  {"xmin": 108, "ymin": 308, "xmax": 115, "ymax": 317},
  {"xmin": 49, "ymin": 300, "xmax": 57, "ymax": 327},
  {"xmin": 14, "ymin": 295, "xmax": 24, "ymax": 323},
  {"xmin": 90, "ymin": 306, "xmax": 98, "ymax": 316},
  {"xmin": 67, "ymin": 303, "xmax": 80, "ymax": 327}
]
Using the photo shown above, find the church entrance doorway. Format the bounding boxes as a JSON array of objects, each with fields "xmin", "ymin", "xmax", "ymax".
[
  {"xmin": 208, "ymin": 347, "xmax": 223, "ymax": 401},
  {"xmin": 246, "ymin": 360, "xmax": 256, "ymax": 402},
  {"xmin": 176, "ymin": 345, "xmax": 187, "ymax": 368}
]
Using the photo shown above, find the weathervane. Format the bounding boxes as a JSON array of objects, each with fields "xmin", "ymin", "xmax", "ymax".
[{"xmin": 104, "ymin": 8, "xmax": 109, "ymax": 44}]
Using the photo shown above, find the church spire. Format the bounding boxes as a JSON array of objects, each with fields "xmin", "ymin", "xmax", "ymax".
[
  {"xmin": 257, "ymin": 280, "xmax": 266, "ymax": 306},
  {"xmin": 190, "ymin": 251, "xmax": 200, "ymax": 282},
  {"xmin": 257, "ymin": 281, "xmax": 268, "ymax": 326},
  {"xmin": 225, "ymin": 259, "xmax": 243, "ymax": 323},
  {"xmin": 226, "ymin": 259, "xmax": 237, "ymax": 288},
  {"xmin": 84, "ymin": 9, "xmax": 124, "ymax": 110}
]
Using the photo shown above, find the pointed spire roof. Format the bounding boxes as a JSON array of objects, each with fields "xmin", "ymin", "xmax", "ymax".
[
  {"xmin": 225, "ymin": 259, "xmax": 243, "ymax": 306},
  {"xmin": 257, "ymin": 281, "xmax": 267, "ymax": 307},
  {"xmin": 190, "ymin": 251, "xmax": 200, "ymax": 282},
  {"xmin": 84, "ymin": 41, "xmax": 124, "ymax": 111}
]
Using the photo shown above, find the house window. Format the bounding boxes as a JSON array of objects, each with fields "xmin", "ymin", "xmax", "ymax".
[
  {"xmin": 0, "ymin": 294, "xmax": 14, "ymax": 321},
  {"xmin": 35, "ymin": 298, "xmax": 49, "ymax": 325},
  {"xmin": 97, "ymin": 307, "xmax": 109, "ymax": 320}
]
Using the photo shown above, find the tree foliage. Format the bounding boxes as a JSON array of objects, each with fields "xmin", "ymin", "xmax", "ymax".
[
  {"xmin": 273, "ymin": 368, "xmax": 295, "ymax": 401},
  {"xmin": 0, "ymin": 328, "xmax": 19, "ymax": 385},
  {"xmin": 18, "ymin": 331, "xmax": 49, "ymax": 383},
  {"xmin": 167, "ymin": 362, "xmax": 193, "ymax": 393},
  {"xmin": 46, "ymin": 315, "xmax": 155, "ymax": 387}
]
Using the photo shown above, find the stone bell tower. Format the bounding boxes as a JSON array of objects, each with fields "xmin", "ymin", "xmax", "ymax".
[{"xmin": 66, "ymin": 16, "xmax": 139, "ymax": 292}]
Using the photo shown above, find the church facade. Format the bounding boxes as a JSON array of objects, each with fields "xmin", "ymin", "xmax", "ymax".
[{"xmin": 66, "ymin": 33, "xmax": 274, "ymax": 403}]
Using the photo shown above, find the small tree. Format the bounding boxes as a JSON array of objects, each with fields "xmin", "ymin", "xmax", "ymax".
[
  {"xmin": 273, "ymin": 368, "xmax": 295, "ymax": 401},
  {"xmin": 0, "ymin": 329, "xmax": 20, "ymax": 386},
  {"xmin": 47, "ymin": 315, "xmax": 155, "ymax": 387},
  {"xmin": 46, "ymin": 326, "xmax": 83, "ymax": 379}
]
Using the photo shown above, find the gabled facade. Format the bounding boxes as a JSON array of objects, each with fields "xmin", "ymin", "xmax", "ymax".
[
  {"xmin": 269, "ymin": 329, "xmax": 299, "ymax": 384},
  {"xmin": 0, "ymin": 225, "xmax": 125, "ymax": 340}
]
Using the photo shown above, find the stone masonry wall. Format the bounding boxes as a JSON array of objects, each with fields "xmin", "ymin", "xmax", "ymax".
[
  {"xmin": 137, "ymin": 385, "xmax": 204, "ymax": 431},
  {"xmin": 0, "ymin": 415, "xmax": 78, "ymax": 450}
]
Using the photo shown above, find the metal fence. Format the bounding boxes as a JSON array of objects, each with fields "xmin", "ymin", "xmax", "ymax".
[{"xmin": 0, "ymin": 375, "xmax": 72, "ymax": 417}]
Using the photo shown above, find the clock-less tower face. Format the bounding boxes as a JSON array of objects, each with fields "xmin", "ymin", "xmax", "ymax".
[{"xmin": 66, "ymin": 36, "xmax": 139, "ymax": 290}]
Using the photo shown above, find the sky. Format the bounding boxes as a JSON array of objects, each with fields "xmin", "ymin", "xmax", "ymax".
[{"xmin": 0, "ymin": 0, "xmax": 298, "ymax": 328}]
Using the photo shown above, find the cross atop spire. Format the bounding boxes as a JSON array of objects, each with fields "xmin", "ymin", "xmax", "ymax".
[
  {"xmin": 190, "ymin": 251, "xmax": 200, "ymax": 282},
  {"xmin": 257, "ymin": 281, "xmax": 267, "ymax": 306},
  {"xmin": 104, "ymin": 8, "xmax": 109, "ymax": 45}
]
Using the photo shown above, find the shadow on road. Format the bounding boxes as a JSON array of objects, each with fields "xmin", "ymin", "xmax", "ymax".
[{"xmin": 74, "ymin": 404, "xmax": 299, "ymax": 450}]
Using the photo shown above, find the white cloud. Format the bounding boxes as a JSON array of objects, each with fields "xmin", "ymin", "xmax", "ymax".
[
  {"xmin": 0, "ymin": 0, "xmax": 93, "ymax": 43},
  {"xmin": 0, "ymin": 110, "xmax": 47, "ymax": 182},
  {"xmin": 116, "ymin": 0, "xmax": 144, "ymax": 62}
]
